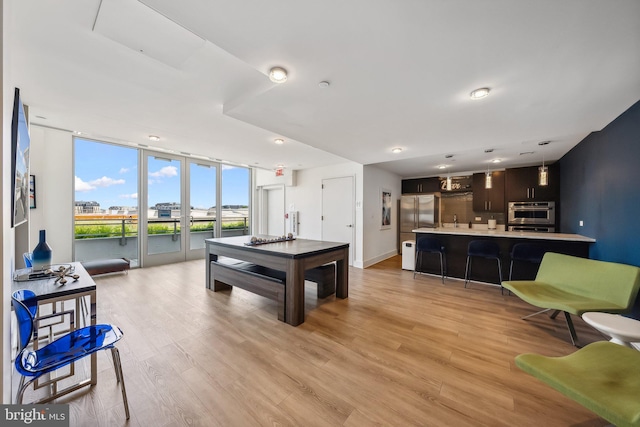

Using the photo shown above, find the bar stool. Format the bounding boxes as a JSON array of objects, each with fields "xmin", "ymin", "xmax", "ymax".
[
  {"xmin": 414, "ymin": 236, "xmax": 446, "ymax": 283},
  {"xmin": 508, "ymin": 243, "xmax": 548, "ymax": 280},
  {"xmin": 464, "ymin": 240, "xmax": 504, "ymax": 293}
]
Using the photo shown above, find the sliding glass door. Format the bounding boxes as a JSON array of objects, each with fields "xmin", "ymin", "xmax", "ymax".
[{"xmin": 143, "ymin": 153, "xmax": 186, "ymax": 266}]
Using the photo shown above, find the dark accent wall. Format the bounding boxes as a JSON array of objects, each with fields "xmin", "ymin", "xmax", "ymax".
[{"xmin": 559, "ymin": 99, "xmax": 640, "ymax": 318}]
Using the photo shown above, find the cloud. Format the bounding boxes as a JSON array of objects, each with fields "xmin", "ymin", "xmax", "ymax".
[
  {"xmin": 90, "ymin": 176, "xmax": 126, "ymax": 188},
  {"xmin": 119, "ymin": 167, "xmax": 129, "ymax": 174},
  {"xmin": 120, "ymin": 193, "xmax": 138, "ymax": 199},
  {"xmin": 149, "ymin": 165, "xmax": 178, "ymax": 178},
  {"xmin": 75, "ymin": 176, "xmax": 95, "ymax": 192}
]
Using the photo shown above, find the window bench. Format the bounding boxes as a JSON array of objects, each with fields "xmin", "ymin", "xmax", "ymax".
[{"xmin": 81, "ymin": 258, "xmax": 130, "ymax": 276}]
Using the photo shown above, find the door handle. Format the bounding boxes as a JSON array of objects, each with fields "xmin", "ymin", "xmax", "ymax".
[{"xmin": 346, "ymin": 224, "xmax": 353, "ymax": 228}]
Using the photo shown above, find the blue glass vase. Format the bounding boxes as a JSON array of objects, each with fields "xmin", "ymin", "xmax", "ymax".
[{"xmin": 32, "ymin": 230, "xmax": 52, "ymax": 271}]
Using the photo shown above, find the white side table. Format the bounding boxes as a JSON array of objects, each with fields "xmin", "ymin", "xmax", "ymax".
[{"xmin": 582, "ymin": 312, "xmax": 640, "ymax": 350}]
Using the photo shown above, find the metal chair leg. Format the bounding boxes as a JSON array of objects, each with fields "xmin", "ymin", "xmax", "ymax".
[
  {"xmin": 521, "ymin": 308, "xmax": 552, "ymax": 320},
  {"xmin": 563, "ymin": 312, "xmax": 579, "ymax": 347},
  {"xmin": 111, "ymin": 347, "xmax": 130, "ymax": 420},
  {"xmin": 464, "ymin": 256, "xmax": 471, "ymax": 287},
  {"xmin": 413, "ymin": 252, "xmax": 420, "ymax": 278},
  {"xmin": 497, "ymin": 258, "xmax": 504, "ymax": 294},
  {"xmin": 438, "ymin": 252, "xmax": 444, "ymax": 284}
]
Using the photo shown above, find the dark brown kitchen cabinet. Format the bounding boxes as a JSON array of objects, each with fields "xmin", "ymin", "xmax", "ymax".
[
  {"xmin": 472, "ymin": 171, "xmax": 505, "ymax": 212},
  {"xmin": 505, "ymin": 164, "xmax": 560, "ymax": 202},
  {"xmin": 401, "ymin": 177, "xmax": 440, "ymax": 194}
]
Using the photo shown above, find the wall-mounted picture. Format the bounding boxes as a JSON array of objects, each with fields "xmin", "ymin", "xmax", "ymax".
[
  {"xmin": 11, "ymin": 88, "xmax": 31, "ymax": 227},
  {"xmin": 29, "ymin": 175, "xmax": 36, "ymax": 209},
  {"xmin": 381, "ymin": 188, "xmax": 392, "ymax": 229}
]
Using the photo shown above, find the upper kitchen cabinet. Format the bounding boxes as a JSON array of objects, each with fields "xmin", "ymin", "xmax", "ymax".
[
  {"xmin": 505, "ymin": 164, "xmax": 560, "ymax": 202},
  {"xmin": 401, "ymin": 177, "xmax": 440, "ymax": 194},
  {"xmin": 472, "ymin": 171, "xmax": 505, "ymax": 212}
]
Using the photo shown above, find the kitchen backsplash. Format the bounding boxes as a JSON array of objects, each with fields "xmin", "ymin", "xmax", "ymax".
[{"xmin": 440, "ymin": 192, "xmax": 505, "ymax": 226}]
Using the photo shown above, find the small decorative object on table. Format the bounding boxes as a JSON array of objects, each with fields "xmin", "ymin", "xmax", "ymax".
[
  {"xmin": 46, "ymin": 264, "xmax": 79, "ymax": 285},
  {"xmin": 31, "ymin": 229, "xmax": 52, "ymax": 271},
  {"xmin": 245, "ymin": 233, "xmax": 295, "ymax": 246}
]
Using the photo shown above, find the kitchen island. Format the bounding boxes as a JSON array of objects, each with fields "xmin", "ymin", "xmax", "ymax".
[{"xmin": 412, "ymin": 227, "xmax": 595, "ymax": 283}]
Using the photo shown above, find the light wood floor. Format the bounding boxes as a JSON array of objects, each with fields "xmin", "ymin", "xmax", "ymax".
[{"xmin": 38, "ymin": 256, "xmax": 610, "ymax": 426}]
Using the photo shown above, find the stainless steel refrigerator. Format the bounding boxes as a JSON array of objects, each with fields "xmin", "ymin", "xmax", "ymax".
[{"xmin": 399, "ymin": 194, "xmax": 440, "ymax": 246}]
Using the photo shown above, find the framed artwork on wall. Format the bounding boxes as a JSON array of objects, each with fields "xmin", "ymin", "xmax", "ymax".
[
  {"xmin": 11, "ymin": 88, "xmax": 31, "ymax": 227},
  {"xmin": 381, "ymin": 188, "xmax": 392, "ymax": 230},
  {"xmin": 29, "ymin": 175, "xmax": 36, "ymax": 209}
]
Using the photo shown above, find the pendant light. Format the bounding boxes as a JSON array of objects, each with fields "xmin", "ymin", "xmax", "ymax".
[
  {"xmin": 485, "ymin": 170, "xmax": 492, "ymax": 189},
  {"xmin": 446, "ymin": 176, "xmax": 452, "ymax": 191},
  {"xmin": 538, "ymin": 141, "xmax": 549, "ymax": 186},
  {"xmin": 484, "ymin": 149, "xmax": 493, "ymax": 189}
]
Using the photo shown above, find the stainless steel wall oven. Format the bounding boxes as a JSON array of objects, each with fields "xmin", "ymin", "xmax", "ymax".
[{"xmin": 508, "ymin": 201, "xmax": 555, "ymax": 230}]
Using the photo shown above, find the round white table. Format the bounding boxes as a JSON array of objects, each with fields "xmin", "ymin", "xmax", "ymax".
[{"xmin": 582, "ymin": 312, "xmax": 640, "ymax": 349}]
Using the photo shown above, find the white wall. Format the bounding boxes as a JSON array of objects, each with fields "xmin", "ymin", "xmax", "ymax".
[
  {"xmin": 255, "ymin": 163, "xmax": 403, "ymax": 269},
  {"xmin": 27, "ymin": 126, "xmax": 74, "ymax": 262},
  {"xmin": 362, "ymin": 165, "xmax": 402, "ymax": 267},
  {"xmin": 257, "ymin": 162, "xmax": 365, "ymax": 267}
]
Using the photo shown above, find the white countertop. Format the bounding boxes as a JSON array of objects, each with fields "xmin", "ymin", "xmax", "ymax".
[{"xmin": 412, "ymin": 227, "xmax": 596, "ymax": 242}]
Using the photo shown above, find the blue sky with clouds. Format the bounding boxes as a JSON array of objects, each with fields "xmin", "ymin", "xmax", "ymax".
[{"xmin": 74, "ymin": 139, "xmax": 249, "ymax": 210}]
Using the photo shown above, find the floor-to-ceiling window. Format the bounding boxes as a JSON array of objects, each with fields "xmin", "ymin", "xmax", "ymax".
[
  {"xmin": 221, "ymin": 165, "xmax": 251, "ymax": 236},
  {"xmin": 74, "ymin": 138, "xmax": 251, "ymax": 267},
  {"xmin": 189, "ymin": 161, "xmax": 217, "ymax": 250},
  {"xmin": 73, "ymin": 138, "xmax": 140, "ymax": 266}
]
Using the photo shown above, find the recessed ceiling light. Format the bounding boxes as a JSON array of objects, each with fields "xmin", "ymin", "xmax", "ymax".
[
  {"xmin": 470, "ymin": 87, "xmax": 491, "ymax": 99},
  {"xmin": 492, "ymin": 159, "xmax": 501, "ymax": 163},
  {"xmin": 318, "ymin": 81, "xmax": 330, "ymax": 88},
  {"xmin": 391, "ymin": 147, "xmax": 403, "ymax": 154},
  {"xmin": 276, "ymin": 164, "xmax": 285, "ymax": 168},
  {"xmin": 274, "ymin": 138, "xmax": 285, "ymax": 145},
  {"xmin": 74, "ymin": 131, "xmax": 83, "ymax": 135},
  {"xmin": 148, "ymin": 135, "xmax": 160, "ymax": 141},
  {"xmin": 269, "ymin": 67, "xmax": 288, "ymax": 83},
  {"xmin": 438, "ymin": 165, "xmax": 448, "ymax": 169}
]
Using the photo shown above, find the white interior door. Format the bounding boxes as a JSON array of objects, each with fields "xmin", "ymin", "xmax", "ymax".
[
  {"xmin": 266, "ymin": 186, "xmax": 285, "ymax": 236},
  {"xmin": 322, "ymin": 176, "xmax": 354, "ymax": 265}
]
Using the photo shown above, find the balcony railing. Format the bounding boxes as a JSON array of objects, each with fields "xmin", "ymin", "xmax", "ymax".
[{"xmin": 74, "ymin": 216, "xmax": 249, "ymax": 263}]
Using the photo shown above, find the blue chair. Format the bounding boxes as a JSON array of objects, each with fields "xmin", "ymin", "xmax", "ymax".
[
  {"xmin": 508, "ymin": 243, "xmax": 548, "ymax": 280},
  {"xmin": 11, "ymin": 290, "xmax": 130, "ymax": 419},
  {"xmin": 464, "ymin": 240, "xmax": 504, "ymax": 293},
  {"xmin": 414, "ymin": 237, "xmax": 446, "ymax": 283},
  {"xmin": 23, "ymin": 252, "xmax": 32, "ymax": 268}
]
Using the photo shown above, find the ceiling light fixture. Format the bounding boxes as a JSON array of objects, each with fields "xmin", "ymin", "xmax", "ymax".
[
  {"xmin": 391, "ymin": 147, "xmax": 403, "ymax": 154},
  {"xmin": 269, "ymin": 66, "xmax": 288, "ymax": 83},
  {"xmin": 438, "ymin": 165, "xmax": 447, "ymax": 170},
  {"xmin": 446, "ymin": 176, "xmax": 452, "ymax": 191},
  {"xmin": 148, "ymin": 135, "xmax": 160, "ymax": 141},
  {"xmin": 492, "ymin": 159, "xmax": 501, "ymax": 163},
  {"xmin": 274, "ymin": 138, "xmax": 284, "ymax": 145},
  {"xmin": 318, "ymin": 81, "xmax": 330, "ymax": 88},
  {"xmin": 470, "ymin": 87, "xmax": 491, "ymax": 99}
]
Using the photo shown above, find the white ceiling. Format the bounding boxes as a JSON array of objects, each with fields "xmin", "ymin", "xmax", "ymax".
[{"xmin": 8, "ymin": 0, "xmax": 640, "ymax": 177}]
